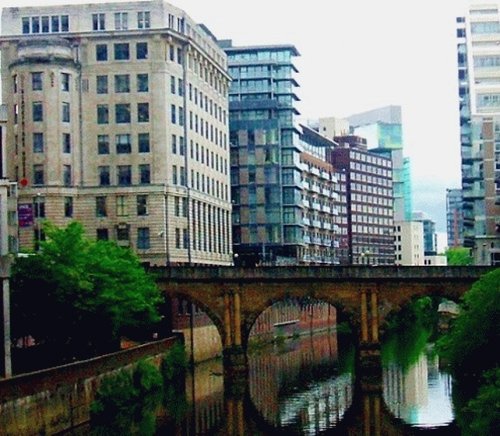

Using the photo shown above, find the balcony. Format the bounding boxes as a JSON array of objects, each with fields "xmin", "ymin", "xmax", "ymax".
[
  {"xmin": 303, "ymin": 235, "xmax": 311, "ymax": 244},
  {"xmin": 463, "ymin": 187, "xmax": 485, "ymax": 199},
  {"xmin": 312, "ymin": 219, "xmax": 321, "ymax": 228},
  {"xmin": 302, "ymin": 217, "xmax": 311, "ymax": 226},
  {"xmin": 312, "ymin": 202, "xmax": 321, "ymax": 211}
]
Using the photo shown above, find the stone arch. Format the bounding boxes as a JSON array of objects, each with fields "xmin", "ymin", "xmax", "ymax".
[
  {"xmin": 167, "ymin": 291, "xmax": 225, "ymax": 346},
  {"xmin": 242, "ymin": 293, "xmax": 358, "ymax": 349}
]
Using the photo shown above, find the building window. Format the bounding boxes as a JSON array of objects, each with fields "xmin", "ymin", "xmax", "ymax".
[
  {"xmin": 137, "ymin": 73, "xmax": 148, "ymax": 92},
  {"xmin": 96, "ymin": 75, "xmax": 108, "ymax": 94},
  {"xmin": 114, "ymin": 12, "xmax": 128, "ymax": 30},
  {"xmin": 179, "ymin": 106, "xmax": 184, "ymax": 126},
  {"xmin": 98, "ymin": 134, "xmax": 109, "ymax": 154},
  {"xmin": 114, "ymin": 74, "xmax": 130, "ymax": 93},
  {"xmin": 33, "ymin": 165, "xmax": 44, "ymax": 185},
  {"xmin": 175, "ymin": 228, "xmax": 181, "ymax": 248},
  {"xmin": 31, "ymin": 17, "xmax": 40, "ymax": 33},
  {"xmin": 33, "ymin": 196, "xmax": 45, "ymax": 217},
  {"xmin": 139, "ymin": 164, "xmax": 150, "ymax": 184},
  {"xmin": 137, "ymin": 11, "xmax": 150, "ymax": 29},
  {"xmin": 183, "ymin": 228, "xmax": 188, "ymax": 249},
  {"xmin": 115, "ymin": 104, "xmax": 131, "ymax": 123},
  {"xmin": 96, "ymin": 196, "xmax": 107, "ymax": 217},
  {"xmin": 64, "ymin": 197, "xmax": 73, "ymax": 217},
  {"xmin": 138, "ymin": 133, "xmax": 150, "ymax": 152},
  {"xmin": 116, "ymin": 195, "xmax": 127, "ymax": 216},
  {"xmin": 116, "ymin": 226, "xmax": 130, "ymax": 243},
  {"xmin": 61, "ymin": 15, "xmax": 69, "ymax": 32},
  {"xmin": 92, "ymin": 13, "xmax": 106, "ymax": 31},
  {"xmin": 51, "ymin": 16, "xmax": 60, "ymax": 32},
  {"xmin": 116, "ymin": 134, "xmax": 131, "ymax": 153},
  {"xmin": 179, "ymin": 136, "xmax": 185, "ymax": 156},
  {"xmin": 32, "ymin": 102, "xmax": 43, "ymax": 122},
  {"xmin": 96, "ymin": 44, "xmax": 108, "ymax": 61},
  {"xmin": 137, "ymin": 227, "xmax": 150, "ymax": 249},
  {"xmin": 61, "ymin": 73, "xmax": 70, "ymax": 91},
  {"xmin": 62, "ymin": 102, "xmax": 70, "ymax": 122},
  {"xmin": 137, "ymin": 103, "xmax": 149, "ymax": 122},
  {"xmin": 118, "ymin": 165, "xmax": 132, "ymax": 185},
  {"xmin": 171, "ymin": 134, "xmax": 177, "ymax": 154},
  {"xmin": 174, "ymin": 197, "xmax": 180, "ymax": 216},
  {"xmin": 63, "ymin": 165, "xmax": 71, "ymax": 186},
  {"xmin": 171, "ymin": 104, "xmax": 176, "ymax": 123},
  {"xmin": 136, "ymin": 42, "xmax": 148, "ymax": 59},
  {"xmin": 33, "ymin": 132, "xmax": 44, "ymax": 153},
  {"xmin": 32, "ymin": 72, "xmax": 43, "ymax": 90},
  {"xmin": 114, "ymin": 43, "xmax": 130, "ymax": 60},
  {"xmin": 97, "ymin": 228, "xmax": 109, "ymax": 240},
  {"xmin": 178, "ymin": 78, "xmax": 184, "ymax": 96},
  {"xmin": 22, "ymin": 17, "xmax": 30, "ymax": 34},
  {"xmin": 170, "ymin": 75, "xmax": 176, "ymax": 94},
  {"xmin": 98, "ymin": 166, "xmax": 110, "ymax": 186},
  {"xmin": 62, "ymin": 133, "xmax": 71, "ymax": 153},
  {"xmin": 137, "ymin": 195, "xmax": 148, "ymax": 216},
  {"xmin": 97, "ymin": 104, "xmax": 109, "ymax": 124},
  {"xmin": 172, "ymin": 165, "xmax": 178, "ymax": 184}
]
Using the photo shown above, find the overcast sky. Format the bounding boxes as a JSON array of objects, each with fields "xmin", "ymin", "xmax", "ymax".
[{"xmin": 2, "ymin": 0, "xmax": 486, "ymax": 235}]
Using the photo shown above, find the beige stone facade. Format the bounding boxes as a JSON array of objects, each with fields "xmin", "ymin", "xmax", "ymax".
[{"xmin": 1, "ymin": 1, "xmax": 232, "ymax": 265}]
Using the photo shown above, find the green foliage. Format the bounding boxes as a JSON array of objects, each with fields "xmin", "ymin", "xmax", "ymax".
[
  {"xmin": 446, "ymin": 247, "xmax": 473, "ymax": 266},
  {"xmin": 455, "ymin": 368, "xmax": 500, "ymax": 436},
  {"xmin": 161, "ymin": 343, "xmax": 188, "ymax": 382},
  {"xmin": 91, "ymin": 360, "xmax": 163, "ymax": 436},
  {"xmin": 10, "ymin": 221, "xmax": 163, "ymax": 359},
  {"xmin": 384, "ymin": 296, "xmax": 441, "ymax": 336},
  {"xmin": 438, "ymin": 269, "xmax": 500, "ymax": 378}
]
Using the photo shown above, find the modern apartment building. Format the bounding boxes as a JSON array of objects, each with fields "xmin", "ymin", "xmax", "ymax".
[
  {"xmin": 330, "ymin": 136, "xmax": 395, "ymax": 265},
  {"xmin": 221, "ymin": 40, "xmax": 305, "ymax": 265},
  {"xmin": 457, "ymin": 4, "xmax": 500, "ymax": 265},
  {"xmin": 446, "ymin": 188, "xmax": 464, "ymax": 247},
  {"xmin": 0, "ymin": 1, "xmax": 233, "ymax": 266},
  {"xmin": 299, "ymin": 125, "xmax": 341, "ymax": 265}
]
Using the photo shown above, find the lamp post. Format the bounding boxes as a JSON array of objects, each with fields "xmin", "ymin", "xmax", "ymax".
[{"xmin": 36, "ymin": 193, "xmax": 42, "ymax": 251}]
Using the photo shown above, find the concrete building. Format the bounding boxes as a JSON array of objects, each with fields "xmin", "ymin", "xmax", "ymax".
[
  {"xmin": 394, "ymin": 220, "xmax": 424, "ymax": 266},
  {"xmin": 331, "ymin": 137, "xmax": 395, "ymax": 265},
  {"xmin": 446, "ymin": 188, "xmax": 464, "ymax": 247},
  {"xmin": 0, "ymin": 0, "xmax": 233, "ymax": 266},
  {"xmin": 221, "ymin": 40, "xmax": 306, "ymax": 265},
  {"xmin": 457, "ymin": 4, "xmax": 500, "ymax": 265},
  {"xmin": 346, "ymin": 105, "xmax": 413, "ymax": 222}
]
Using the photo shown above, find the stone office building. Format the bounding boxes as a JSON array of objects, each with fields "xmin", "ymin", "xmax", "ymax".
[{"xmin": 0, "ymin": 0, "xmax": 233, "ymax": 266}]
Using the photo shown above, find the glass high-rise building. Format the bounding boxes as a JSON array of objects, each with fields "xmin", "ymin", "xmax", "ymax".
[
  {"xmin": 457, "ymin": 5, "xmax": 500, "ymax": 265},
  {"xmin": 221, "ymin": 41, "xmax": 304, "ymax": 265}
]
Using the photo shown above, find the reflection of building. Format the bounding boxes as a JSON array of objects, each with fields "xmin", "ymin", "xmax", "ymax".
[
  {"xmin": 1, "ymin": 1, "xmax": 232, "ymax": 266},
  {"xmin": 456, "ymin": 5, "xmax": 500, "ymax": 265},
  {"xmin": 446, "ymin": 188, "xmax": 464, "ymax": 248},
  {"xmin": 248, "ymin": 331, "xmax": 350, "ymax": 431}
]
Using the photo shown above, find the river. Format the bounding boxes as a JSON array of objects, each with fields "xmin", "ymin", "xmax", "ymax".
[{"xmin": 78, "ymin": 327, "xmax": 458, "ymax": 435}]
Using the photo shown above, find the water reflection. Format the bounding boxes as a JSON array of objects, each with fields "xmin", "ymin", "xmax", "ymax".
[
  {"xmin": 383, "ymin": 332, "xmax": 454, "ymax": 429},
  {"xmin": 248, "ymin": 332, "xmax": 354, "ymax": 434}
]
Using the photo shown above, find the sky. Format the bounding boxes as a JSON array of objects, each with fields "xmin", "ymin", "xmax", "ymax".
[{"xmin": 1, "ymin": 0, "xmax": 486, "ymax": 237}]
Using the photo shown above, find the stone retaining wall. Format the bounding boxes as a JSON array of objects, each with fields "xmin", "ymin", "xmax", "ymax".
[{"xmin": 0, "ymin": 338, "xmax": 177, "ymax": 435}]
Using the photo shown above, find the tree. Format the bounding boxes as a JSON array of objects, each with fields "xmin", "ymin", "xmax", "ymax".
[
  {"xmin": 11, "ymin": 222, "xmax": 163, "ymax": 360},
  {"xmin": 438, "ymin": 268, "xmax": 499, "ymax": 377},
  {"xmin": 445, "ymin": 247, "xmax": 473, "ymax": 266}
]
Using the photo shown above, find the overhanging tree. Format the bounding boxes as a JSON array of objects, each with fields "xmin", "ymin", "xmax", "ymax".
[{"xmin": 11, "ymin": 222, "xmax": 163, "ymax": 360}]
